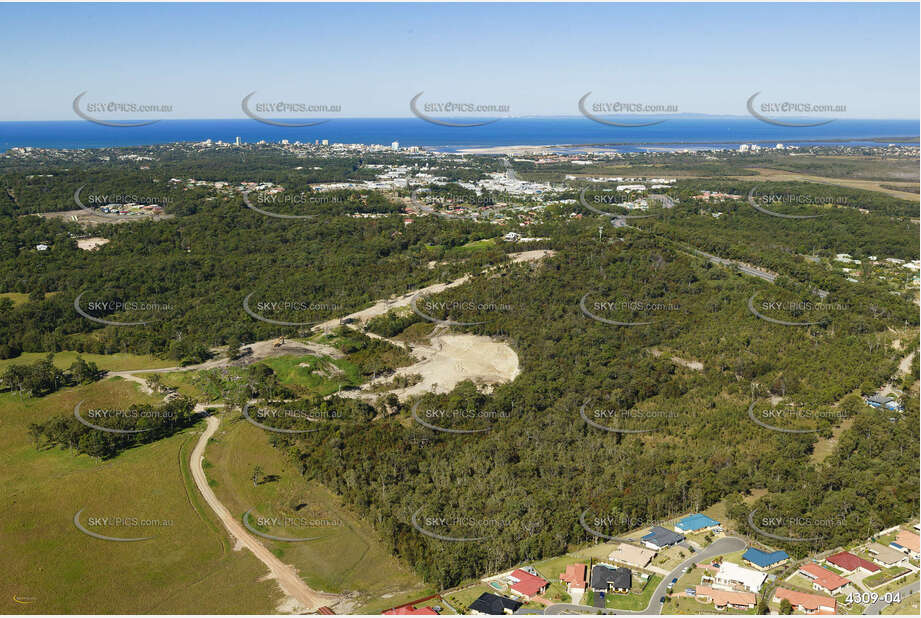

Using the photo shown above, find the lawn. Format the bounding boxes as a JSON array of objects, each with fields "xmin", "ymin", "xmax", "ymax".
[
  {"xmin": 0, "ymin": 377, "xmax": 280, "ymax": 614},
  {"xmin": 203, "ymin": 411, "xmax": 431, "ymax": 610},
  {"xmin": 443, "ymin": 583, "xmax": 495, "ymax": 613},
  {"xmin": 864, "ymin": 566, "xmax": 912, "ymax": 588},
  {"xmin": 607, "ymin": 574, "xmax": 662, "ymax": 610},
  {"xmin": 0, "ymin": 350, "xmax": 176, "ymax": 373}
]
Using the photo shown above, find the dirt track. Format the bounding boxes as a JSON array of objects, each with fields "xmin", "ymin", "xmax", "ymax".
[{"xmin": 190, "ymin": 415, "xmax": 339, "ymax": 613}]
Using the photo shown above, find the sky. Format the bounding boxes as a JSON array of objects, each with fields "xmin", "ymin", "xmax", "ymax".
[{"xmin": 1, "ymin": 2, "xmax": 919, "ymax": 121}]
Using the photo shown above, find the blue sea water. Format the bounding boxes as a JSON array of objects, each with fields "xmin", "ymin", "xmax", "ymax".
[{"xmin": 0, "ymin": 117, "xmax": 917, "ymax": 153}]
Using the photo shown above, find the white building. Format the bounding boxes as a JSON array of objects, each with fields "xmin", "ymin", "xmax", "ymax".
[
  {"xmin": 391, "ymin": 141, "xmax": 400, "ymax": 151},
  {"xmin": 713, "ymin": 562, "xmax": 766, "ymax": 594}
]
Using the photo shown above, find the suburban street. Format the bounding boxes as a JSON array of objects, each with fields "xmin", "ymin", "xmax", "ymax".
[
  {"xmin": 862, "ymin": 579, "xmax": 920, "ymax": 615},
  {"xmin": 542, "ymin": 536, "xmax": 748, "ymax": 615}
]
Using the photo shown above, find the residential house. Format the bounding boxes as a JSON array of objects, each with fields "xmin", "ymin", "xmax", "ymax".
[
  {"xmin": 865, "ymin": 394, "xmax": 904, "ymax": 411},
  {"xmin": 694, "ymin": 585, "xmax": 757, "ymax": 610},
  {"xmin": 609, "ymin": 543, "xmax": 656, "ymax": 568},
  {"xmin": 674, "ymin": 513, "xmax": 720, "ymax": 534},
  {"xmin": 590, "ymin": 565, "xmax": 632, "ymax": 594},
  {"xmin": 508, "ymin": 569, "xmax": 549, "ymax": 601},
  {"xmin": 825, "ymin": 551, "xmax": 880, "ymax": 575},
  {"xmin": 468, "ymin": 593, "xmax": 522, "ymax": 615},
  {"xmin": 893, "ymin": 529, "xmax": 921, "ymax": 560},
  {"xmin": 866, "ymin": 542, "xmax": 909, "ymax": 568},
  {"xmin": 642, "ymin": 526, "xmax": 685, "ymax": 550},
  {"xmin": 713, "ymin": 562, "xmax": 766, "ymax": 593},
  {"xmin": 559, "ymin": 563, "xmax": 586, "ymax": 594},
  {"xmin": 742, "ymin": 547, "xmax": 790, "ymax": 571},
  {"xmin": 797, "ymin": 563, "xmax": 852, "ymax": 595},
  {"xmin": 772, "ymin": 588, "xmax": 837, "ymax": 615}
]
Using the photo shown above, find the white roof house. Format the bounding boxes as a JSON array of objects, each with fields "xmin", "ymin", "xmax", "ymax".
[{"xmin": 713, "ymin": 561, "xmax": 766, "ymax": 593}]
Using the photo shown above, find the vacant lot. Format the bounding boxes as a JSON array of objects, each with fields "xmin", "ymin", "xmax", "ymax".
[
  {"xmin": 204, "ymin": 412, "xmax": 432, "ymax": 612},
  {"xmin": 0, "ymin": 377, "xmax": 281, "ymax": 614}
]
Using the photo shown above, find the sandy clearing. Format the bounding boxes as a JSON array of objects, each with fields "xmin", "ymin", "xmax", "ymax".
[
  {"xmin": 76, "ymin": 237, "xmax": 110, "ymax": 250},
  {"xmin": 647, "ymin": 348, "xmax": 704, "ymax": 371},
  {"xmin": 507, "ymin": 249, "xmax": 556, "ymax": 264},
  {"xmin": 342, "ymin": 334, "xmax": 520, "ymax": 402},
  {"xmin": 315, "ymin": 249, "xmax": 554, "ymax": 332},
  {"xmin": 313, "ymin": 276, "xmax": 472, "ymax": 331},
  {"xmin": 190, "ymin": 415, "xmax": 339, "ymax": 613}
]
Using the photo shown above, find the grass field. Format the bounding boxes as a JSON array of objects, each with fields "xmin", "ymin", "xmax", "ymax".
[
  {"xmin": 0, "ymin": 377, "xmax": 281, "ymax": 614},
  {"xmin": 202, "ymin": 410, "xmax": 432, "ymax": 612},
  {"xmin": 0, "ymin": 350, "xmax": 176, "ymax": 373},
  {"xmin": 259, "ymin": 354, "xmax": 361, "ymax": 395}
]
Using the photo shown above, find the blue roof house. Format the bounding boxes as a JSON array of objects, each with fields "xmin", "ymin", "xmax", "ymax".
[
  {"xmin": 674, "ymin": 513, "xmax": 720, "ymax": 534},
  {"xmin": 741, "ymin": 547, "xmax": 790, "ymax": 571}
]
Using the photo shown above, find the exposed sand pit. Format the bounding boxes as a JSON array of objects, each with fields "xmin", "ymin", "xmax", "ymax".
[
  {"xmin": 344, "ymin": 334, "xmax": 519, "ymax": 402},
  {"xmin": 507, "ymin": 249, "xmax": 556, "ymax": 264},
  {"xmin": 77, "ymin": 237, "xmax": 110, "ymax": 250}
]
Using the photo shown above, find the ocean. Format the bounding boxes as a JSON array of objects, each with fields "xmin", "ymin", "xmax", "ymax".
[{"xmin": 0, "ymin": 117, "xmax": 917, "ymax": 153}]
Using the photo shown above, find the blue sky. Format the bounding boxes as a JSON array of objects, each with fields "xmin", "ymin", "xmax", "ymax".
[{"xmin": 1, "ymin": 2, "xmax": 918, "ymax": 120}]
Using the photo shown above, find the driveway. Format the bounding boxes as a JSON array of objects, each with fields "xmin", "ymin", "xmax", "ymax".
[{"xmin": 544, "ymin": 536, "xmax": 747, "ymax": 616}]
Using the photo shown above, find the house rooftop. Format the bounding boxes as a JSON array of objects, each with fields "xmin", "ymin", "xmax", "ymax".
[
  {"xmin": 826, "ymin": 551, "xmax": 880, "ymax": 573},
  {"xmin": 773, "ymin": 587, "xmax": 837, "ymax": 614},
  {"xmin": 798, "ymin": 563, "xmax": 851, "ymax": 591},
  {"xmin": 675, "ymin": 513, "xmax": 720, "ymax": 532},
  {"xmin": 642, "ymin": 525, "xmax": 684, "ymax": 547},
  {"xmin": 742, "ymin": 547, "xmax": 789, "ymax": 568},
  {"xmin": 468, "ymin": 593, "xmax": 522, "ymax": 615},
  {"xmin": 509, "ymin": 569, "xmax": 549, "ymax": 598},
  {"xmin": 590, "ymin": 565, "xmax": 632, "ymax": 591}
]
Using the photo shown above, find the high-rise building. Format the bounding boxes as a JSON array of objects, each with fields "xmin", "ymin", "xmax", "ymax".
[
  {"xmin": 321, "ymin": 139, "xmax": 329, "ymax": 146},
  {"xmin": 235, "ymin": 136, "xmax": 241, "ymax": 146},
  {"xmin": 391, "ymin": 141, "xmax": 400, "ymax": 151}
]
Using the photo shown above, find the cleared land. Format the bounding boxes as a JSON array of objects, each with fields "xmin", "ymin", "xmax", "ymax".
[{"xmin": 0, "ymin": 378, "xmax": 280, "ymax": 614}]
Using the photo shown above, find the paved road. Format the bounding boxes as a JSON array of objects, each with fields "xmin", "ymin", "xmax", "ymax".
[
  {"xmin": 190, "ymin": 415, "xmax": 339, "ymax": 612},
  {"xmin": 544, "ymin": 536, "xmax": 747, "ymax": 616},
  {"xmin": 863, "ymin": 578, "xmax": 920, "ymax": 615}
]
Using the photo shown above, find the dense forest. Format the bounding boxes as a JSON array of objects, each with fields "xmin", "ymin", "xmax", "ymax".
[{"xmin": 2, "ymin": 148, "xmax": 918, "ymax": 588}]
